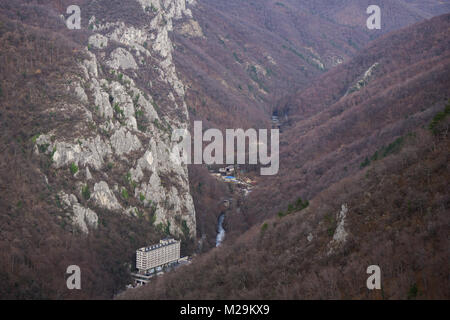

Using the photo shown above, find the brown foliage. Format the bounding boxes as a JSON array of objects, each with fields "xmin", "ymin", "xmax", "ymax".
[
  {"xmin": 0, "ymin": 13, "xmax": 162, "ymax": 299},
  {"xmin": 119, "ymin": 128, "xmax": 449, "ymax": 300},
  {"xmin": 244, "ymin": 14, "xmax": 450, "ymax": 225}
]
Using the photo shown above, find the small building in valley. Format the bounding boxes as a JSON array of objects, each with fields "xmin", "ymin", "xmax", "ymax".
[{"xmin": 218, "ymin": 165, "xmax": 235, "ymax": 176}]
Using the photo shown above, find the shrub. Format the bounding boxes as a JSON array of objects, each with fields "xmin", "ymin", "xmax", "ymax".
[
  {"xmin": 150, "ymin": 4, "xmax": 158, "ymax": 13},
  {"xmin": 382, "ymin": 137, "xmax": 404, "ymax": 157},
  {"xmin": 55, "ymin": 195, "xmax": 62, "ymax": 208},
  {"xmin": 135, "ymin": 208, "xmax": 144, "ymax": 219},
  {"xmin": 149, "ymin": 211, "xmax": 157, "ymax": 226},
  {"xmin": 287, "ymin": 203, "xmax": 294, "ymax": 213},
  {"xmin": 181, "ymin": 220, "xmax": 190, "ymax": 238},
  {"xmin": 124, "ymin": 172, "xmax": 137, "ymax": 190},
  {"xmin": 149, "ymin": 201, "xmax": 157, "ymax": 216},
  {"xmin": 164, "ymin": 221, "xmax": 171, "ymax": 235},
  {"xmin": 360, "ymin": 157, "xmax": 370, "ymax": 168},
  {"xmin": 429, "ymin": 102, "xmax": 450, "ymax": 135},
  {"xmin": 233, "ymin": 52, "xmax": 243, "ymax": 63},
  {"xmin": 135, "ymin": 109, "xmax": 144, "ymax": 118},
  {"xmin": 31, "ymin": 134, "xmax": 40, "ymax": 144},
  {"xmin": 114, "ymin": 103, "xmax": 124, "ymax": 117},
  {"xmin": 324, "ymin": 213, "xmax": 337, "ymax": 237},
  {"xmin": 70, "ymin": 163, "xmax": 78, "ymax": 175},
  {"xmin": 361, "ymin": 136, "xmax": 405, "ymax": 169},
  {"xmin": 279, "ymin": 198, "xmax": 310, "ymax": 218},
  {"xmin": 261, "ymin": 223, "xmax": 268, "ymax": 233},
  {"xmin": 39, "ymin": 143, "xmax": 49, "ymax": 153},
  {"xmin": 295, "ymin": 197, "xmax": 309, "ymax": 210},
  {"xmin": 151, "ymin": 100, "xmax": 160, "ymax": 114},
  {"xmin": 82, "ymin": 185, "xmax": 90, "ymax": 200},
  {"xmin": 121, "ymin": 188, "xmax": 129, "ymax": 200},
  {"xmin": 408, "ymin": 283, "xmax": 418, "ymax": 299}
]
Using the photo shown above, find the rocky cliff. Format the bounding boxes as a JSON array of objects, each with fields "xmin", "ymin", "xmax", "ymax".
[{"xmin": 33, "ymin": 0, "xmax": 197, "ymax": 237}]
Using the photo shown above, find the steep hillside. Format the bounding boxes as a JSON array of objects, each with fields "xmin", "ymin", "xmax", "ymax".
[
  {"xmin": 174, "ymin": 0, "xmax": 368, "ymax": 129},
  {"xmin": 120, "ymin": 106, "xmax": 450, "ymax": 300},
  {"xmin": 0, "ymin": 0, "xmax": 448, "ymax": 300},
  {"xmin": 0, "ymin": 0, "xmax": 200, "ymax": 298},
  {"xmin": 292, "ymin": 0, "xmax": 441, "ymax": 31},
  {"xmin": 405, "ymin": 0, "xmax": 450, "ymax": 16},
  {"xmin": 240, "ymin": 13, "xmax": 450, "ymax": 228},
  {"xmin": 172, "ymin": 0, "xmax": 450, "ymax": 249},
  {"xmin": 118, "ymin": 11, "xmax": 450, "ymax": 301},
  {"xmin": 173, "ymin": 0, "xmax": 449, "ymax": 129}
]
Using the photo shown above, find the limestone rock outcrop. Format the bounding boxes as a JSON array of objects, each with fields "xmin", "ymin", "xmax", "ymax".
[{"xmin": 35, "ymin": 0, "xmax": 197, "ymax": 238}]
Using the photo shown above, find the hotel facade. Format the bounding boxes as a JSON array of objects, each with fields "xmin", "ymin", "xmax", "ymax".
[{"xmin": 136, "ymin": 238, "xmax": 181, "ymax": 274}]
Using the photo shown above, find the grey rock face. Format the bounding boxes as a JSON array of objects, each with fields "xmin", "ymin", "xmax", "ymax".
[
  {"xmin": 107, "ymin": 47, "xmax": 138, "ymax": 70},
  {"xmin": 327, "ymin": 204, "xmax": 349, "ymax": 255},
  {"xmin": 91, "ymin": 181, "xmax": 122, "ymax": 211},
  {"xmin": 58, "ymin": 191, "xmax": 98, "ymax": 234},
  {"xmin": 80, "ymin": 51, "xmax": 99, "ymax": 79},
  {"xmin": 50, "ymin": 136, "xmax": 112, "ymax": 170},
  {"xmin": 59, "ymin": 191, "xmax": 79, "ymax": 210},
  {"xmin": 110, "ymin": 127, "xmax": 142, "ymax": 156},
  {"xmin": 73, "ymin": 203, "xmax": 99, "ymax": 234},
  {"xmin": 74, "ymin": 85, "xmax": 88, "ymax": 104},
  {"xmin": 89, "ymin": 33, "xmax": 108, "ymax": 49},
  {"xmin": 345, "ymin": 62, "xmax": 380, "ymax": 95},
  {"xmin": 109, "ymin": 81, "xmax": 138, "ymax": 130},
  {"xmin": 36, "ymin": 0, "xmax": 197, "ymax": 239},
  {"xmin": 92, "ymin": 78, "xmax": 113, "ymax": 119},
  {"xmin": 130, "ymin": 150, "xmax": 154, "ymax": 182}
]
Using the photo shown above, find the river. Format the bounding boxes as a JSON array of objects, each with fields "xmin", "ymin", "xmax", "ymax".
[{"xmin": 215, "ymin": 213, "xmax": 225, "ymax": 247}]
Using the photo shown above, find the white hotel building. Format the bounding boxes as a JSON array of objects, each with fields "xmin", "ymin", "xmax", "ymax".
[{"xmin": 136, "ymin": 238, "xmax": 181, "ymax": 274}]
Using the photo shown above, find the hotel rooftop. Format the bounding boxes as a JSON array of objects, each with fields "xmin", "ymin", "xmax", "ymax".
[{"xmin": 138, "ymin": 238, "xmax": 178, "ymax": 252}]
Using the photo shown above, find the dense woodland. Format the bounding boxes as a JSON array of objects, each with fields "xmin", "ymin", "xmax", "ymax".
[
  {"xmin": 0, "ymin": 5, "xmax": 166, "ymax": 299},
  {"xmin": 0, "ymin": 1, "xmax": 449, "ymax": 299},
  {"xmin": 121, "ymin": 109, "xmax": 450, "ymax": 299},
  {"xmin": 120, "ymin": 13, "xmax": 450, "ymax": 300},
  {"xmin": 240, "ymin": 14, "xmax": 450, "ymax": 229}
]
